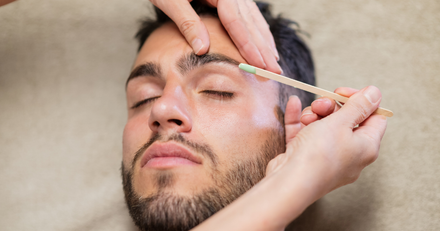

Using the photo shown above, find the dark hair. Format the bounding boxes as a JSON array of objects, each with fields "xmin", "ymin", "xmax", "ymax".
[{"xmin": 135, "ymin": 1, "xmax": 315, "ymax": 110}]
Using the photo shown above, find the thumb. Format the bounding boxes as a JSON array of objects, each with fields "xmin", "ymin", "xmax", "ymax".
[
  {"xmin": 150, "ymin": 0, "xmax": 210, "ymax": 55},
  {"xmin": 284, "ymin": 95, "xmax": 303, "ymax": 144},
  {"xmin": 266, "ymin": 154, "xmax": 287, "ymax": 176},
  {"xmin": 332, "ymin": 86, "xmax": 382, "ymax": 128}
]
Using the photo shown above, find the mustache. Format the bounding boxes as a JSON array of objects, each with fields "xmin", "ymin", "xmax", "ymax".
[{"xmin": 131, "ymin": 133, "xmax": 218, "ymax": 169}]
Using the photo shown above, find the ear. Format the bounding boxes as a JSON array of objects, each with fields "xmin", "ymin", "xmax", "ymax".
[{"xmin": 284, "ymin": 95, "xmax": 303, "ymax": 144}]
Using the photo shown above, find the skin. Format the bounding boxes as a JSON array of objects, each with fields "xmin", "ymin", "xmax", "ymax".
[
  {"xmin": 0, "ymin": 0, "xmax": 16, "ymax": 7},
  {"xmin": 301, "ymin": 87, "xmax": 360, "ymax": 125},
  {"xmin": 149, "ymin": 0, "xmax": 282, "ymax": 74},
  {"xmin": 1, "ymin": 0, "xmax": 387, "ymax": 229},
  {"xmin": 194, "ymin": 86, "xmax": 387, "ymax": 231},
  {"xmin": 123, "ymin": 10, "xmax": 387, "ymax": 231},
  {"xmin": 123, "ymin": 16, "xmax": 289, "ymax": 200}
]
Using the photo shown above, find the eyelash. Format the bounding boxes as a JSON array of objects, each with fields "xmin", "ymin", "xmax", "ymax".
[
  {"xmin": 131, "ymin": 97, "xmax": 160, "ymax": 109},
  {"xmin": 131, "ymin": 91, "xmax": 234, "ymax": 109},
  {"xmin": 202, "ymin": 90, "xmax": 234, "ymax": 99}
]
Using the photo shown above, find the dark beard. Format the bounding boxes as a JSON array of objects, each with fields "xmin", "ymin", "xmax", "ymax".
[{"xmin": 122, "ymin": 130, "xmax": 285, "ymax": 231}]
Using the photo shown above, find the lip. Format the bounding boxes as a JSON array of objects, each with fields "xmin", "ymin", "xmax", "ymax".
[{"xmin": 140, "ymin": 142, "xmax": 202, "ymax": 169}]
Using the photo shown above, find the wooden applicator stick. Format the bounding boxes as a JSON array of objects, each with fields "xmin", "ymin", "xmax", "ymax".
[{"xmin": 239, "ymin": 63, "xmax": 393, "ymax": 117}]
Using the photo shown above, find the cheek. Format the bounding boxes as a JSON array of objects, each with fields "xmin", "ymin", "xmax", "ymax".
[
  {"xmin": 195, "ymin": 101, "xmax": 279, "ymax": 161},
  {"xmin": 122, "ymin": 115, "xmax": 151, "ymax": 166}
]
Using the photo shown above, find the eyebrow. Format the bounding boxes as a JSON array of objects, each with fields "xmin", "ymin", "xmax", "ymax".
[
  {"xmin": 126, "ymin": 62, "xmax": 161, "ymax": 88},
  {"xmin": 126, "ymin": 52, "xmax": 240, "ymax": 88},
  {"xmin": 177, "ymin": 52, "xmax": 240, "ymax": 75}
]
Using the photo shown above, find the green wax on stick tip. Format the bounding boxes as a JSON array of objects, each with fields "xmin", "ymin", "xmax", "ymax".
[{"xmin": 238, "ymin": 63, "xmax": 256, "ymax": 74}]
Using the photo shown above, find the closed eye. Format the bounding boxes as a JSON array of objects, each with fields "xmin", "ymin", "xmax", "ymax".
[
  {"xmin": 202, "ymin": 90, "xmax": 234, "ymax": 99},
  {"xmin": 131, "ymin": 90, "xmax": 233, "ymax": 109},
  {"xmin": 131, "ymin": 96, "xmax": 160, "ymax": 109}
]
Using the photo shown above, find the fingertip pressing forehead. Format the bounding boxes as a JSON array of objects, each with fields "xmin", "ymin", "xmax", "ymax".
[{"xmin": 135, "ymin": 16, "xmax": 248, "ymax": 69}]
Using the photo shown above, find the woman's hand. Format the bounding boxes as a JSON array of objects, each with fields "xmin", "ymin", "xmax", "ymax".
[
  {"xmin": 149, "ymin": 0, "xmax": 281, "ymax": 74},
  {"xmin": 194, "ymin": 86, "xmax": 388, "ymax": 231},
  {"xmin": 0, "ymin": 0, "xmax": 16, "ymax": 7},
  {"xmin": 267, "ymin": 86, "xmax": 388, "ymax": 198}
]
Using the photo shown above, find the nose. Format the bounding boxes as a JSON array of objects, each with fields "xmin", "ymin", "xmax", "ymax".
[{"xmin": 148, "ymin": 85, "xmax": 192, "ymax": 134}]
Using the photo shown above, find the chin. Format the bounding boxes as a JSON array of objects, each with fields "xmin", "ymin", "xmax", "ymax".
[{"xmin": 135, "ymin": 166, "xmax": 214, "ymax": 198}]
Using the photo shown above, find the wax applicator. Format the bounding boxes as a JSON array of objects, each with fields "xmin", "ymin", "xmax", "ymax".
[{"xmin": 239, "ymin": 63, "xmax": 393, "ymax": 117}]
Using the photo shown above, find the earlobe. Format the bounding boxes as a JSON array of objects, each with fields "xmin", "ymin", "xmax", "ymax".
[{"xmin": 284, "ymin": 95, "xmax": 303, "ymax": 144}]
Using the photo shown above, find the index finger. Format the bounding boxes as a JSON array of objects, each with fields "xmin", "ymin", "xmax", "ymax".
[
  {"xmin": 331, "ymin": 86, "xmax": 382, "ymax": 129},
  {"xmin": 247, "ymin": 1, "xmax": 278, "ymax": 60},
  {"xmin": 216, "ymin": 0, "xmax": 266, "ymax": 69},
  {"xmin": 334, "ymin": 87, "xmax": 360, "ymax": 97},
  {"xmin": 150, "ymin": 0, "xmax": 210, "ymax": 55}
]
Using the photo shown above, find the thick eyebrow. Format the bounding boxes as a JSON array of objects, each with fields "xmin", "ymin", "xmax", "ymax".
[
  {"xmin": 126, "ymin": 62, "xmax": 162, "ymax": 88},
  {"xmin": 126, "ymin": 52, "xmax": 240, "ymax": 88},
  {"xmin": 177, "ymin": 53, "xmax": 240, "ymax": 75}
]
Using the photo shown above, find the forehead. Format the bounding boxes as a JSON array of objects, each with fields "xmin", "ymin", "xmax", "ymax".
[{"xmin": 133, "ymin": 16, "xmax": 246, "ymax": 70}]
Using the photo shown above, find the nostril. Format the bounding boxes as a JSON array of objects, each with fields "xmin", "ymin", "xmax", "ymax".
[
  {"xmin": 168, "ymin": 119, "xmax": 182, "ymax": 126},
  {"xmin": 153, "ymin": 121, "xmax": 160, "ymax": 127}
]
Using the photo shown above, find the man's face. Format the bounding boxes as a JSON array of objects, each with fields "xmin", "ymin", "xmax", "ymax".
[{"xmin": 122, "ymin": 16, "xmax": 285, "ymax": 230}]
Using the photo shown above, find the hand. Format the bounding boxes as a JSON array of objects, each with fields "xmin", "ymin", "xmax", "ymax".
[
  {"xmin": 0, "ymin": 0, "xmax": 16, "ymax": 7},
  {"xmin": 300, "ymin": 87, "xmax": 360, "ymax": 125},
  {"xmin": 194, "ymin": 88, "xmax": 387, "ymax": 230},
  {"xmin": 267, "ymin": 86, "xmax": 387, "ymax": 198},
  {"xmin": 149, "ymin": 0, "xmax": 281, "ymax": 73}
]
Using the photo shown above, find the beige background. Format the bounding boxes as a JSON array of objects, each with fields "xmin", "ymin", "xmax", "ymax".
[{"xmin": 0, "ymin": 0, "xmax": 439, "ymax": 230}]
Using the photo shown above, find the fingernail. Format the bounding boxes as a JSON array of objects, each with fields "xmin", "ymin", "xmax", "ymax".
[
  {"xmin": 289, "ymin": 95, "xmax": 299, "ymax": 100},
  {"xmin": 275, "ymin": 52, "xmax": 280, "ymax": 61},
  {"xmin": 272, "ymin": 46, "xmax": 280, "ymax": 61},
  {"xmin": 276, "ymin": 62, "xmax": 283, "ymax": 74},
  {"xmin": 314, "ymin": 98, "xmax": 330, "ymax": 106},
  {"xmin": 301, "ymin": 110, "xmax": 313, "ymax": 117},
  {"xmin": 192, "ymin": 38, "xmax": 204, "ymax": 55},
  {"xmin": 261, "ymin": 61, "xmax": 267, "ymax": 69},
  {"xmin": 363, "ymin": 86, "xmax": 381, "ymax": 104}
]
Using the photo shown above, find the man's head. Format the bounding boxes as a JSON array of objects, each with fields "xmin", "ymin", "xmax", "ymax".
[{"xmin": 122, "ymin": 2, "xmax": 315, "ymax": 231}]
